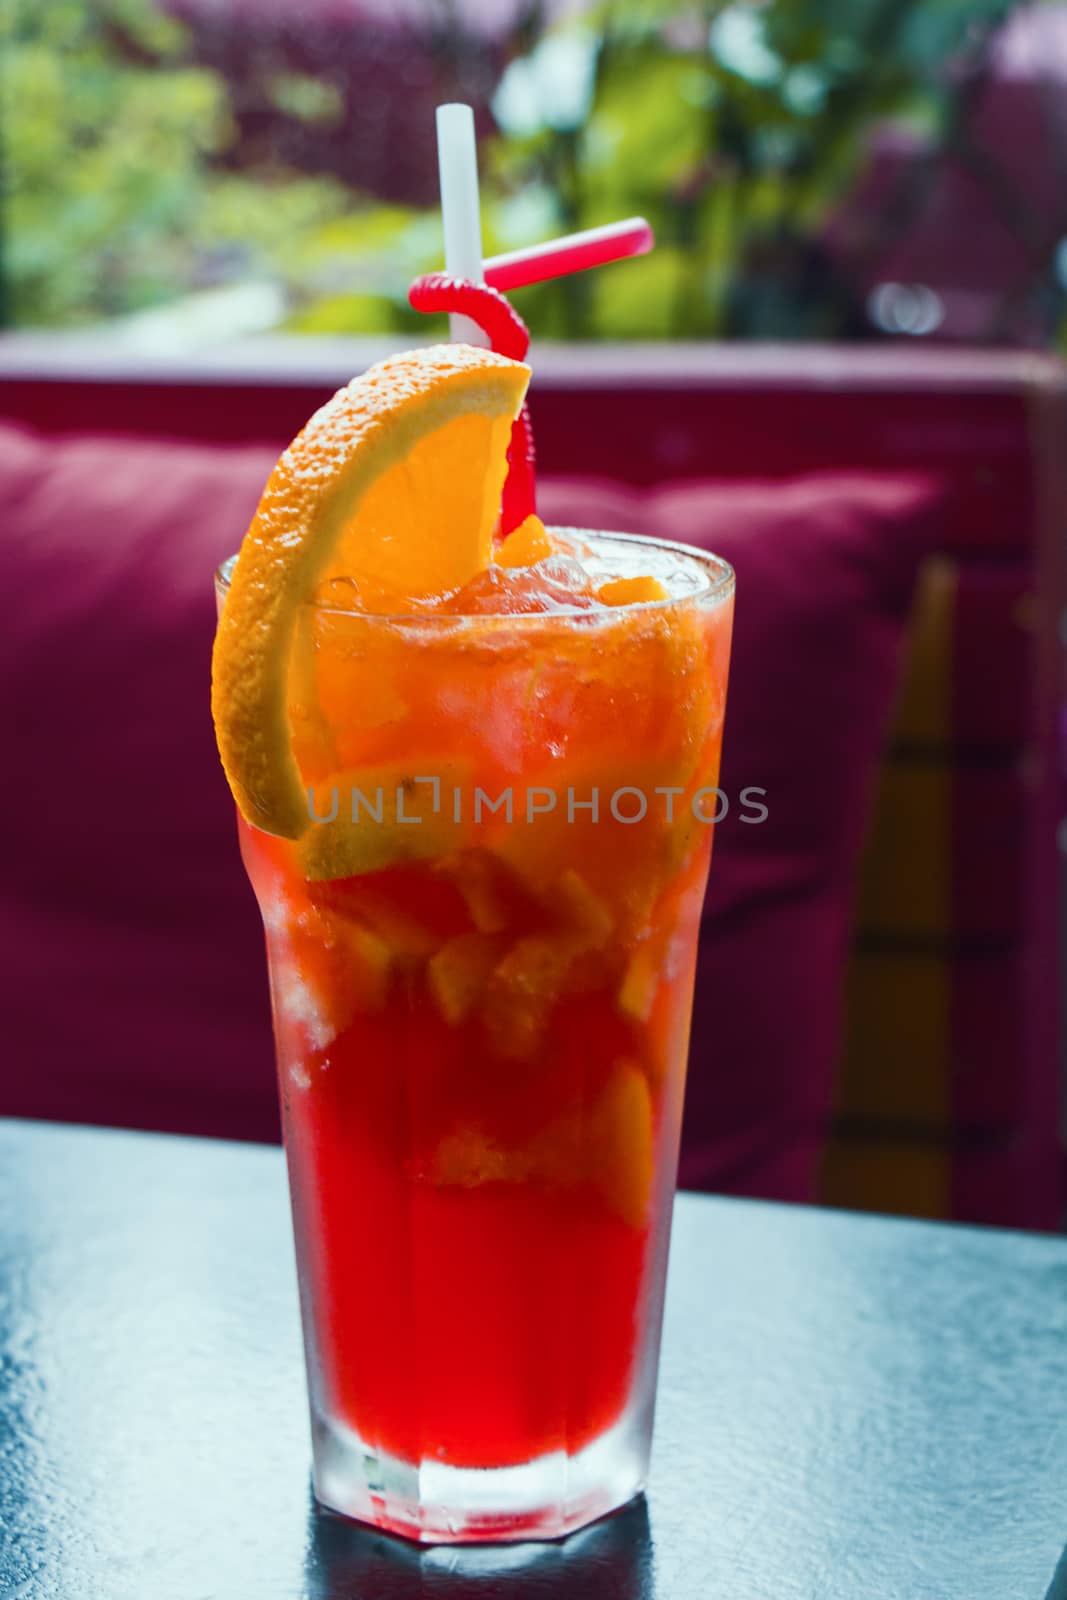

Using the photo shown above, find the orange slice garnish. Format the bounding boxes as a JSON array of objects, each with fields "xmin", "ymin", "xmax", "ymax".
[{"xmin": 212, "ymin": 344, "xmax": 530, "ymax": 839}]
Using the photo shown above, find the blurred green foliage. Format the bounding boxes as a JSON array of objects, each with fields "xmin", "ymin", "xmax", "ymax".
[
  {"xmin": 3, "ymin": 0, "xmax": 1062, "ymax": 343},
  {"xmin": 489, "ymin": 0, "xmax": 1027, "ymax": 340},
  {"xmin": 3, "ymin": 0, "xmax": 360, "ymax": 325}
]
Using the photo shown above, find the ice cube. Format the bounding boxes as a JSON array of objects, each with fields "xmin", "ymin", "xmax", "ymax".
[
  {"xmin": 445, "ymin": 555, "xmax": 600, "ymax": 616},
  {"xmin": 535, "ymin": 555, "xmax": 593, "ymax": 594}
]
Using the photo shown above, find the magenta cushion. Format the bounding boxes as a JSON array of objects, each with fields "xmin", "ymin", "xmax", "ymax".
[
  {"xmin": 1, "ymin": 425, "xmax": 280, "ymax": 1141},
  {"xmin": 538, "ymin": 475, "xmax": 941, "ymax": 1200},
  {"xmin": 0, "ymin": 425, "xmax": 940, "ymax": 1198}
]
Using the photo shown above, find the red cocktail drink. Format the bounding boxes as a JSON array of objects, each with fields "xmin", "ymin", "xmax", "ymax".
[{"xmin": 212, "ymin": 323, "xmax": 733, "ymax": 1540}]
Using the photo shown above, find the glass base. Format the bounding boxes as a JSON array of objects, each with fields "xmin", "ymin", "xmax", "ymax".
[{"xmin": 310, "ymin": 1408, "xmax": 647, "ymax": 1544}]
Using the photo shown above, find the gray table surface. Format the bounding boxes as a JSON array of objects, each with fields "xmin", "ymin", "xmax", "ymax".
[{"xmin": 1, "ymin": 1118, "xmax": 1066, "ymax": 1600}]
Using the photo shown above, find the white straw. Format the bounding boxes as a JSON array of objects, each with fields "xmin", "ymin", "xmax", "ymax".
[{"xmin": 435, "ymin": 103, "xmax": 487, "ymax": 347}]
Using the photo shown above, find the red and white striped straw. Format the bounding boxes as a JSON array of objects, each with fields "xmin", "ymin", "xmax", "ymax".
[{"xmin": 483, "ymin": 218, "xmax": 654, "ymax": 293}]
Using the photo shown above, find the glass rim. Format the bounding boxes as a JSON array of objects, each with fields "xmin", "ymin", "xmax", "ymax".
[{"xmin": 214, "ymin": 526, "xmax": 734, "ymax": 627}]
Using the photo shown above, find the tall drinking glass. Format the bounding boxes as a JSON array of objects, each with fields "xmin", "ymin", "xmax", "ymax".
[{"xmin": 217, "ymin": 529, "xmax": 734, "ymax": 1543}]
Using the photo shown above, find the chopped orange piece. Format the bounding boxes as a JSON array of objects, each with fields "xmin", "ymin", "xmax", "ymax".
[
  {"xmin": 428, "ymin": 932, "xmax": 506, "ymax": 1025},
  {"xmin": 482, "ymin": 933, "xmax": 581, "ymax": 1058},
  {"xmin": 596, "ymin": 575, "xmax": 669, "ymax": 606},
  {"xmin": 430, "ymin": 1128, "xmax": 518, "ymax": 1187},
  {"xmin": 587, "ymin": 1061, "xmax": 655, "ymax": 1227},
  {"xmin": 434, "ymin": 849, "xmax": 515, "ymax": 933},
  {"xmin": 618, "ymin": 940, "xmax": 661, "ymax": 1023},
  {"xmin": 492, "ymin": 754, "xmax": 669, "ymax": 938},
  {"xmin": 317, "ymin": 885, "xmax": 443, "ymax": 962},
  {"xmin": 430, "ymin": 1110, "xmax": 584, "ymax": 1191},
  {"xmin": 556, "ymin": 868, "xmax": 614, "ymax": 947},
  {"xmin": 428, "ymin": 1065, "xmax": 654, "ymax": 1224},
  {"xmin": 335, "ymin": 920, "xmax": 393, "ymax": 1014},
  {"xmin": 496, "ymin": 513, "xmax": 555, "ymax": 569},
  {"xmin": 310, "ymin": 861, "xmax": 470, "ymax": 946},
  {"xmin": 522, "ymin": 1110, "xmax": 585, "ymax": 1187}
]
